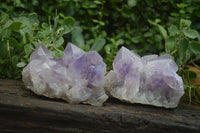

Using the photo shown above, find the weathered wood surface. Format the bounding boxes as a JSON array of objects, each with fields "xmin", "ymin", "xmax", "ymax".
[{"xmin": 0, "ymin": 79, "xmax": 200, "ymax": 133}]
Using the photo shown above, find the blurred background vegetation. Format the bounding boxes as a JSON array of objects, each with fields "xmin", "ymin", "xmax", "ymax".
[{"xmin": 0, "ymin": 0, "xmax": 200, "ymax": 105}]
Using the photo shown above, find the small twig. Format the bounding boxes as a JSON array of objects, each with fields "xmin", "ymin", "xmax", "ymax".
[
  {"xmin": 49, "ymin": 45, "xmax": 62, "ymax": 52},
  {"xmin": 7, "ymin": 40, "xmax": 11, "ymax": 62}
]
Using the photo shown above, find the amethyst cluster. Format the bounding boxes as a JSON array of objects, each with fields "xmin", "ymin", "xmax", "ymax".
[
  {"xmin": 22, "ymin": 43, "xmax": 184, "ymax": 108},
  {"xmin": 105, "ymin": 46, "xmax": 184, "ymax": 108},
  {"xmin": 22, "ymin": 43, "xmax": 108, "ymax": 106}
]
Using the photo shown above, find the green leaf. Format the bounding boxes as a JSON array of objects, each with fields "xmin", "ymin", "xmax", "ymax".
[
  {"xmin": 17, "ymin": 62, "xmax": 26, "ymax": 68},
  {"xmin": 1, "ymin": 29, "xmax": 11, "ymax": 39},
  {"xmin": 55, "ymin": 37, "xmax": 64, "ymax": 47},
  {"xmin": 183, "ymin": 70, "xmax": 197, "ymax": 81},
  {"xmin": 180, "ymin": 19, "xmax": 191, "ymax": 29},
  {"xmin": 41, "ymin": 22, "xmax": 48, "ymax": 28},
  {"xmin": 131, "ymin": 37, "xmax": 139, "ymax": 43},
  {"xmin": 15, "ymin": 16, "xmax": 32, "ymax": 35},
  {"xmin": 72, "ymin": 27, "xmax": 84, "ymax": 47},
  {"xmin": 186, "ymin": 7, "xmax": 195, "ymax": 14},
  {"xmin": 168, "ymin": 25, "xmax": 180, "ymax": 36},
  {"xmin": 165, "ymin": 36, "xmax": 176, "ymax": 51},
  {"xmin": 53, "ymin": 15, "xmax": 59, "ymax": 31},
  {"xmin": 12, "ymin": 56, "xmax": 18, "ymax": 67},
  {"xmin": 94, "ymin": 0, "xmax": 102, "ymax": 4},
  {"xmin": 154, "ymin": 34, "xmax": 162, "ymax": 42},
  {"xmin": 50, "ymin": 50, "xmax": 63, "ymax": 58},
  {"xmin": 147, "ymin": 19, "xmax": 157, "ymax": 26},
  {"xmin": 190, "ymin": 41, "xmax": 200, "ymax": 55},
  {"xmin": 24, "ymin": 44, "xmax": 34, "ymax": 56},
  {"xmin": 0, "ymin": 40, "xmax": 8, "ymax": 59},
  {"xmin": 184, "ymin": 49, "xmax": 191, "ymax": 63},
  {"xmin": 195, "ymin": 9, "xmax": 200, "ymax": 17},
  {"xmin": 179, "ymin": 9, "xmax": 185, "ymax": 14},
  {"xmin": 158, "ymin": 24, "xmax": 167, "ymax": 40},
  {"xmin": 90, "ymin": 38, "xmax": 106, "ymax": 52},
  {"xmin": 155, "ymin": 19, "xmax": 161, "ymax": 24},
  {"xmin": 127, "ymin": 0, "xmax": 137, "ymax": 7},
  {"xmin": 92, "ymin": 19, "xmax": 105, "ymax": 26},
  {"xmin": 104, "ymin": 45, "xmax": 111, "ymax": 54},
  {"xmin": 177, "ymin": 3, "xmax": 187, "ymax": 8},
  {"xmin": 1, "ymin": 19, "xmax": 12, "ymax": 30},
  {"xmin": 8, "ymin": 37, "xmax": 23, "ymax": 50},
  {"xmin": 36, "ymin": 26, "xmax": 51, "ymax": 39},
  {"xmin": 179, "ymin": 38, "xmax": 189, "ymax": 63},
  {"xmin": 62, "ymin": 17, "xmax": 75, "ymax": 34},
  {"xmin": 7, "ymin": 21, "xmax": 23, "ymax": 30},
  {"xmin": 116, "ymin": 39, "xmax": 124, "ymax": 45},
  {"xmin": 144, "ymin": 32, "xmax": 152, "ymax": 37},
  {"xmin": 170, "ymin": 12, "xmax": 179, "ymax": 17},
  {"xmin": 183, "ymin": 29, "xmax": 198, "ymax": 39},
  {"xmin": 28, "ymin": 13, "xmax": 39, "ymax": 25},
  {"xmin": 0, "ymin": 12, "xmax": 9, "ymax": 25},
  {"xmin": 32, "ymin": 41, "xmax": 40, "ymax": 48}
]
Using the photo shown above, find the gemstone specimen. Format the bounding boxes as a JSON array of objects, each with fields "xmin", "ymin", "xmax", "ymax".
[
  {"xmin": 22, "ymin": 43, "xmax": 108, "ymax": 106},
  {"xmin": 105, "ymin": 46, "xmax": 184, "ymax": 108}
]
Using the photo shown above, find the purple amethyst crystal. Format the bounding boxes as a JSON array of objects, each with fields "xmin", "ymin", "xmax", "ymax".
[
  {"xmin": 22, "ymin": 43, "xmax": 108, "ymax": 106},
  {"xmin": 105, "ymin": 46, "xmax": 184, "ymax": 108}
]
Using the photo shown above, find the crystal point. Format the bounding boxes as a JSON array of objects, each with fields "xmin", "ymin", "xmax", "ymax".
[
  {"xmin": 30, "ymin": 44, "xmax": 53, "ymax": 60},
  {"xmin": 62, "ymin": 43, "xmax": 85, "ymax": 66}
]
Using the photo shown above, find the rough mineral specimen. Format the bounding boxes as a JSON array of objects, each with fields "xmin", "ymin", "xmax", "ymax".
[
  {"xmin": 22, "ymin": 43, "xmax": 108, "ymax": 106},
  {"xmin": 105, "ymin": 46, "xmax": 184, "ymax": 108}
]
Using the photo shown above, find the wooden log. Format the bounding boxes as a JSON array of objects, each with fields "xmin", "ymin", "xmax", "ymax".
[{"xmin": 0, "ymin": 79, "xmax": 200, "ymax": 133}]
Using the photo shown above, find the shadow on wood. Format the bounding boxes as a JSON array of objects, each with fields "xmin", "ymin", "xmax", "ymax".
[{"xmin": 0, "ymin": 79, "xmax": 200, "ymax": 133}]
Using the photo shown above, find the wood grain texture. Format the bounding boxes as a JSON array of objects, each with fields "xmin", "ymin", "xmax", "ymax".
[{"xmin": 0, "ymin": 79, "xmax": 200, "ymax": 133}]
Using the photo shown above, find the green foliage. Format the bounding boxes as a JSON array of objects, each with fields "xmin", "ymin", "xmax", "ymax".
[
  {"xmin": 0, "ymin": 0, "xmax": 200, "ymax": 104},
  {"xmin": 90, "ymin": 38, "xmax": 106, "ymax": 52},
  {"xmin": 104, "ymin": 37, "xmax": 125, "ymax": 70},
  {"xmin": 0, "ymin": 11, "xmax": 75, "ymax": 79},
  {"xmin": 182, "ymin": 69, "xmax": 200, "ymax": 105},
  {"xmin": 183, "ymin": 70, "xmax": 197, "ymax": 81},
  {"xmin": 190, "ymin": 41, "xmax": 200, "ymax": 54},
  {"xmin": 72, "ymin": 27, "xmax": 84, "ymax": 47}
]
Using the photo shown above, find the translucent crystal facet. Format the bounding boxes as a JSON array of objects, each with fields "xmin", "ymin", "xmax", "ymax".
[
  {"xmin": 22, "ymin": 43, "xmax": 108, "ymax": 106},
  {"xmin": 105, "ymin": 46, "xmax": 184, "ymax": 108}
]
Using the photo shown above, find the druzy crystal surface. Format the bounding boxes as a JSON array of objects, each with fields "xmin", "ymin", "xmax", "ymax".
[
  {"xmin": 105, "ymin": 46, "xmax": 184, "ymax": 108},
  {"xmin": 22, "ymin": 43, "xmax": 108, "ymax": 106}
]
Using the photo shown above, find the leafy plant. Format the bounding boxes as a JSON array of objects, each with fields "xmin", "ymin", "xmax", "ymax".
[
  {"xmin": 1, "ymin": 0, "xmax": 200, "ymax": 105},
  {"xmin": 0, "ymin": 11, "xmax": 75, "ymax": 79}
]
